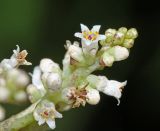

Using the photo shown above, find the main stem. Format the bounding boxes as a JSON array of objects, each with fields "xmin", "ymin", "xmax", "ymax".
[{"xmin": 0, "ymin": 101, "xmax": 39, "ymax": 131}]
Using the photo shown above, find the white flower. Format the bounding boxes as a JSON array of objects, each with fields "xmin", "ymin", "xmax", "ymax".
[
  {"xmin": 33, "ymin": 100, "xmax": 62, "ymax": 129},
  {"xmin": 0, "ymin": 45, "xmax": 31, "ymax": 70},
  {"xmin": 97, "ymin": 77, "xmax": 127, "ymax": 105},
  {"xmin": 62, "ymin": 86, "xmax": 100, "ymax": 107},
  {"xmin": 61, "ymin": 87, "xmax": 87, "ymax": 108},
  {"xmin": 75, "ymin": 24, "xmax": 106, "ymax": 46},
  {"xmin": 74, "ymin": 24, "xmax": 106, "ymax": 56},
  {"xmin": 40, "ymin": 58, "xmax": 60, "ymax": 73},
  {"xmin": 0, "ymin": 105, "xmax": 5, "ymax": 121}
]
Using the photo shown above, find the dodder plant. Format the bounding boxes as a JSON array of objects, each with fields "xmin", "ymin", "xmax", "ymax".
[{"xmin": 0, "ymin": 24, "xmax": 138, "ymax": 131}]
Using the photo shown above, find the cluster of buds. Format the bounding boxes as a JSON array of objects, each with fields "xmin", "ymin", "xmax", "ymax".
[
  {"xmin": 99, "ymin": 27, "xmax": 138, "ymax": 67},
  {"xmin": 0, "ymin": 24, "xmax": 138, "ymax": 130},
  {"xmin": 0, "ymin": 45, "xmax": 31, "ymax": 121}
]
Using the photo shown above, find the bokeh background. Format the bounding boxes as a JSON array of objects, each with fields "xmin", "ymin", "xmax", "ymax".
[{"xmin": 0, "ymin": 0, "xmax": 160, "ymax": 130}]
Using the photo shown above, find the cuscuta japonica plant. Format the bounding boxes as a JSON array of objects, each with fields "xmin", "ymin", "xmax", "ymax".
[{"xmin": 0, "ymin": 24, "xmax": 138, "ymax": 131}]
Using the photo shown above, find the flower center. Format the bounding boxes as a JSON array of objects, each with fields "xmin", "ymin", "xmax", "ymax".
[
  {"xmin": 17, "ymin": 50, "xmax": 27, "ymax": 63},
  {"xmin": 69, "ymin": 87, "xmax": 88, "ymax": 108},
  {"xmin": 83, "ymin": 31, "xmax": 99, "ymax": 41}
]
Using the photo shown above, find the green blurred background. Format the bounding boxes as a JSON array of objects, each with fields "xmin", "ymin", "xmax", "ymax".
[{"xmin": 0, "ymin": 0, "xmax": 160, "ymax": 130}]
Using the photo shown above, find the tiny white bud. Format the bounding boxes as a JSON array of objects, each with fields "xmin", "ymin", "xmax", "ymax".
[
  {"xmin": 68, "ymin": 44, "xmax": 84, "ymax": 63},
  {"xmin": 100, "ymin": 52, "xmax": 114, "ymax": 67},
  {"xmin": 40, "ymin": 58, "xmax": 60, "ymax": 73},
  {"xmin": 113, "ymin": 46, "xmax": 129, "ymax": 61},
  {"xmin": 46, "ymin": 73, "xmax": 62, "ymax": 91},
  {"xmin": 14, "ymin": 91, "xmax": 27, "ymax": 102},
  {"xmin": 27, "ymin": 84, "xmax": 44, "ymax": 103},
  {"xmin": 86, "ymin": 87, "xmax": 100, "ymax": 105},
  {"xmin": 7, "ymin": 69, "xmax": 30, "ymax": 87}
]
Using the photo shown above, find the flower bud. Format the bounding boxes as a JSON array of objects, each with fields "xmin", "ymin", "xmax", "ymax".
[
  {"xmin": 86, "ymin": 87, "xmax": 100, "ymax": 105},
  {"xmin": 113, "ymin": 31, "xmax": 125, "ymax": 45},
  {"xmin": 100, "ymin": 52, "xmax": 114, "ymax": 67},
  {"xmin": 0, "ymin": 87, "xmax": 10, "ymax": 102},
  {"xmin": 68, "ymin": 44, "xmax": 85, "ymax": 64},
  {"xmin": 108, "ymin": 46, "xmax": 129, "ymax": 61},
  {"xmin": 40, "ymin": 58, "xmax": 60, "ymax": 73},
  {"xmin": 126, "ymin": 28, "xmax": 138, "ymax": 39},
  {"xmin": 0, "ymin": 105, "xmax": 5, "ymax": 121},
  {"xmin": 118, "ymin": 27, "xmax": 128, "ymax": 34},
  {"xmin": 105, "ymin": 29, "xmax": 116, "ymax": 43},
  {"xmin": 46, "ymin": 73, "xmax": 62, "ymax": 91},
  {"xmin": 123, "ymin": 39, "xmax": 134, "ymax": 48},
  {"xmin": 27, "ymin": 84, "xmax": 44, "ymax": 103},
  {"xmin": 14, "ymin": 91, "xmax": 27, "ymax": 103},
  {"xmin": 7, "ymin": 69, "xmax": 30, "ymax": 88}
]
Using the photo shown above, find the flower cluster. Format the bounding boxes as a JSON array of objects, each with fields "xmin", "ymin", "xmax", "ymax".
[
  {"xmin": 0, "ymin": 24, "xmax": 138, "ymax": 130},
  {"xmin": 25, "ymin": 24, "xmax": 138, "ymax": 130},
  {"xmin": 0, "ymin": 45, "xmax": 31, "ymax": 121}
]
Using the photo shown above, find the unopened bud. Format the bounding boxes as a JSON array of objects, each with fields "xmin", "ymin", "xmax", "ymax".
[
  {"xmin": 118, "ymin": 27, "xmax": 128, "ymax": 34},
  {"xmin": 7, "ymin": 69, "xmax": 30, "ymax": 88},
  {"xmin": 123, "ymin": 39, "xmax": 134, "ymax": 48},
  {"xmin": 46, "ymin": 73, "xmax": 62, "ymax": 92},
  {"xmin": 126, "ymin": 28, "xmax": 138, "ymax": 39},
  {"xmin": 86, "ymin": 87, "xmax": 100, "ymax": 105},
  {"xmin": 40, "ymin": 58, "xmax": 60, "ymax": 73},
  {"xmin": 100, "ymin": 52, "xmax": 114, "ymax": 67},
  {"xmin": 108, "ymin": 46, "xmax": 129, "ymax": 61},
  {"xmin": 68, "ymin": 44, "xmax": 84, "ymax": 64},
  {"xmin": 113, "ymin": 31, "xmax": 125, "ymax": 45},
  {"xmin": 105, "ymin": 29, "xmax": 116, "ymax": 43},
  {"xmin": 14, "ymin": 91, "xmax": 27, "ymax": 103},
  {"xmin": 27, "ymin": 84, "xmax": 44, "ymax": 103}
]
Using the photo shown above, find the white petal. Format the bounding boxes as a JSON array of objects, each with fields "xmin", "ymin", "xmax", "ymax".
[
  {"xmin": 54, "ymin": 111, "xmax": 63, "ymax": 118},
  {"xmin": 82, "ymin": 39, "xmax": 92, "ymax": 46},
  {"xmin": 46, "ymin": 119, "xmax": 56, "ymax": 129},
  {"xmin": 97, "ymin": 35, "xmax": 106, "ymax": 40},
  {"xmin": 38, "ymin": 117, "xmax": 45, "ymax": 125},
  {"xmin": 74, "ymin": 33, "xmax": 83, "ymax": 39},
  {"xmin": 91, "ymin": 25, "xmax": 101, "ymax": 32},
  {"xmin": 80, "ymin": 24, "xmax": 89, "ymax": 32},
  {"xmin": 32, "ymin": 66, "xmax": 44, "ymax": 90},
  {"xmin": 13, "ymin": 45, "xmax": 20, "ymax": 55}
]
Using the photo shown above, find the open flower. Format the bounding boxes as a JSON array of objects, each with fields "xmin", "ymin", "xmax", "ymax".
[
  {"xmin": 75, "ymin": 24, "xmax": 106, "ymax": 46},
  {"xmin": 62, "ymin": 85, "xmax": 100, "ymax": 108},
  {"xmin": 74, "ymin": 24, "xmax": 106, "ymax": 56},
  {"xmin": 12, "ymin": 45, "xmax": 32, "ymax": 66},
  {"xmin": 33, "ymin": 100, "xmax": 62, "ymax": 129},
  {"xmin": 96, "ymin": 76, "xmax": 127, "ymax": 105},
  {"xmin": 0, "ymin": 45, "xmax": 31, "ymax": 70}
]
